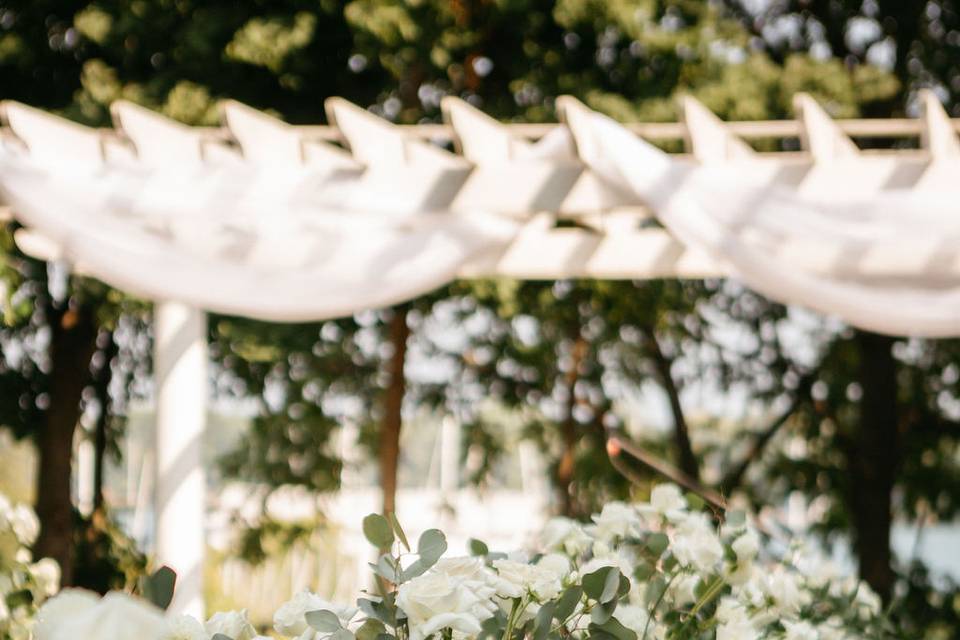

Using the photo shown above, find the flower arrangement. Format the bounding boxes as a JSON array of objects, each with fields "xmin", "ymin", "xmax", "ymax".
[
  {"xmin": 0, "ymin": 495, "xmax": 59, "ymax": 640},
  {"xmin": 34, "ymin": 484, "xmax": 891, "ymax": 640}
]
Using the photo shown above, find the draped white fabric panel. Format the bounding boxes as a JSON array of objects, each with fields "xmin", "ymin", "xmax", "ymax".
[
  {"xmin": 3, "ymin": 94, "xmax": 960, "ymax": 335},
  {"xmin": 560, "ymin": 96, "xmax": 960, "ymax": 337}
]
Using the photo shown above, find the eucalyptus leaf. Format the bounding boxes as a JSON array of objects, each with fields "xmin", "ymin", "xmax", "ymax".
[
  {"xmin": 645, "ymin": 533, "xmax": 669, "ymax": 557},
  {"xmin": 468, "ymin": 538, "xmax": 489, "ymax": 556},
  {"xmin": 356, "ymin": 618, "xmax": 387, "ymax": 640},
  {"xmin": 582, "ymin": 566, "xmax": 615, "ymax": 601},
  {"xmin": 211, "ymin": 635, "xmax": 233, "ymax": 640},
  {"xmin": 533, "ymin": 601, "xmax": 556, "ymax": 640},
  {"xmin": 139, "ymin": 566, "xmax": 177, "ymax": 611},
  {"xmin": 600, "ymin": 567, "xmax": 621, "ymax": 603},
  {"xmin": 389, "ymin": 513, "xmax": 410, "ymax": 551},
  {"xmin": 553, "ymin": 586, "xmax": 583, "ymax": 621},
  {"xmin": 402, "ymin": 558, "xmax": 430, "ymax": 582},
  {"xmin": 590, "ymin": 599, "xmax": 617, "ymax": 624},
  {"xmin": 417, "ymin": 529, "xmax": 447, "ymax": 566},
  {"xmin": 589, "ymin": 617, "xmax": 637, "ymax": 640},
  {"xmin": 306, "ymin": 609, "xmax": 343, "ymax": 632},
  {"xmin": 331, "ymin": 629, "xmax": 356, "ymax": 640},
  {"xmin": 363, "ymin": 514, "xmax": 395, "ymax": 549}
]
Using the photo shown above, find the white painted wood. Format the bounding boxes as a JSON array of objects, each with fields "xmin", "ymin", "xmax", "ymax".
[
  {"xmin": 681, "ymin": 96, "xmax": 754, "ymax": 162},
  {"xmin": 112, "ymin": 101, "xmax": 206, "ymax": 165},
  {"xmin": 221, "ymin": 100, "xmax": 357, "ymax": 168},
  {"xmin": 1, "ymin": 101, "xmax": 134, "ymax": 167},
  {"xmin": 794, "ymin": 93, "xmax": 860, "ymax": 161},
  {"xmin": 325, "ymin": 97, "xmax": 467, "ymax": 168},
  {"xmin": 154, "ymin": 301, "xmax": 207, "ymax": 618},
  {"xmin": 919, "ymin": 89, "xmax": 960, "ymax": 158}
]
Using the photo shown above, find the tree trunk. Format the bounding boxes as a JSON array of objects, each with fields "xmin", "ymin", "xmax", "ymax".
[
  {"xmin": 850, "ymin": 330, "xmax": 899, "ymax": 602},
  {"xmin": 556, "ymin": 334, "xmax": 587, "ymax": 517},
  {"xmin": 34, "ymin": 304, "xmax": 99, "ymax": 586},
  {"xmin": 380, "ymin": 306, "xmax": 410, "ymax": 516},
  {"xmin": 644, "ymin": 327, "xmax": 699, "ymax": 483}
]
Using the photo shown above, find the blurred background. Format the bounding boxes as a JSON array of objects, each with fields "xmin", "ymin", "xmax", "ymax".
[{"xmin": 1, "ymin": 0, "xmax": 960, "ymax": 636}]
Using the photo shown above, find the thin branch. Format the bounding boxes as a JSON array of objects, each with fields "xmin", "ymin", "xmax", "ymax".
[
  {"xmin": 720, "ymin": 373, "xmax": 814, "ymax": 492},
  {"xmin": 606, "ymin": 430, "xmax": 727, "ymax": 512}
]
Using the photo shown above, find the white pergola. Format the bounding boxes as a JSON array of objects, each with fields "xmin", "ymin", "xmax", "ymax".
[{"xmin": 2, "ymin": 90, "xmax": 960, "ymax": 615}]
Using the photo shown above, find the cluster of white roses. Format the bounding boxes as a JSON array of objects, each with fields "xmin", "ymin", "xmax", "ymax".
[
  {"xmin": 32, "ymin": 484, "xmax": 892, "ymax": 640},
  {"xmin": 0, "ymin": 494, "xmax": 59, "ymax": 640}
]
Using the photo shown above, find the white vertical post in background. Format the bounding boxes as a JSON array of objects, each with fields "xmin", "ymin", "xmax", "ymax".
[
  {"xmin": 154, "ymin": 301, "xmax": 208, "ymax": 618},
  {"xmin": 440, "ymin": 416, "xmax": 461, "ymax": 497}
]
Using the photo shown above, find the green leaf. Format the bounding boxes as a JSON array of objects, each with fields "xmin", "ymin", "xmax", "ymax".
[
  {"xmin": 633, "ymin": 560, "xmax": 654, "ymax": 581},
  {"xmin": 370, "ymin": 555, "xmax": 400, "ymax": 583},
  {"xmin": 644, "ymin": 576, "xmax": 667, "ymax": 607},
  {"xmin": 4, "ymin": 589, "xmax": 32, "ymax": 609},
  {"xmin": 389, "ymin": 513, "xmax": 410, "ymax": 551},
  {"xmin": 401, "ymin": 558, "xmax": 430, "ymax": 582},
  {"xmin": 726, "ymin": 510, "xmax": 746, "ymax": 528},
  {"xmin": 590, "ymin": 599, "xmax": 617, "ymax": 624},
  {"xmin": 211, "ymin": 635, "xmax": 233, "ymax": 640},
  {"xmin": 684, "ymin": 492, "xmax": 705, "ymax": 511},
  {"xmin": 468, "ymin": 538, "xmax": 489, "ymax": 556},
  {"xmin": 306, "ymin": 609, "xmax": 344, "ymax": 632},
  {"xmin": 600, "ymin": 568, "xmax": 621, "ymax": 603},
  {"xmin": 553, "ymin": 586, "xmax": 583, "ymax": 621},
  {"xmin": 363, "ymin": 514, "xmax": 395, "ymax": 549},
  {"xmin": 582, "ymin": 566, "xmax": 615, "ymax": 601},
  {"xmin": 589, "ymin": 617, "xmax": 637, "ymax": 640},
  {"xmin": 417, "ymin": 529, "xmax": 447, "ymax": 566},
  {"xmin": 139, "ymin": 566, "xmax": 177, "ymax": 611},
  {"xmin": 331, "ymin": 630, "xmax": 356, "ymax": 640},
  {"xmin": 533, "ymin": 601, "xmax": 556, "ymax": 640},
  {"xmin": 645, "ymin": 533, "xmax": 669, "ymax": 557},
  {"xmin": 356, "ymin": 618, "xmax": 387, "ymax": 640},
  {"xmin": 358, "ymin": 594, "xmax": 398, "ymax": 626}
]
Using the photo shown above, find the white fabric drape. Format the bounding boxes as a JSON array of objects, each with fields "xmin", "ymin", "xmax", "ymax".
[
  {"xmin": 0, "ymin": 151, "xmax": 517, "ymax": 321},
  {"xmin": 562, "ymin": 102, "xmax": 960, "ymax": 338}
]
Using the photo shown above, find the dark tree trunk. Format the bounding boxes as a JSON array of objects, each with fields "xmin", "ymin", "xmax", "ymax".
[
  {"xmin": 644, "ymin": 327, "xmax": 699, "ymax": 483},
  {"xmin": 850, "ymin": 330, "xmax": 899, "ymax": 602},
  {"xmin": 380, "ymin": 306, "xmax": 410, "ymax": 516},
  {"xmin": 34, "ymin": 304, "xmax": 98, "ymax": 586},
  {"xmin": 556, "ymin": 334, "xmax": 587, "ymax": 517}
]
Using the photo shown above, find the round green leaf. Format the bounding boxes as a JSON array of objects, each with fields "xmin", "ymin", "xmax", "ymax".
[{"xmin": 363, "ymin": 514, "xmax": 395, "ymax": 549}]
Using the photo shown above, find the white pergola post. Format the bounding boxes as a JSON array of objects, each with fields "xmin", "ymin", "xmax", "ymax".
[{"xmin": 154, "ymin": 301, "xmax": 208, "ymax": 618}]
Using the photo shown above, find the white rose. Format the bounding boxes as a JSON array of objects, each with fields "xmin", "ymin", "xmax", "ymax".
[
  {"xmin": 670, "ymin": 514, "xmax": 723, "ymax": 572},
  {"xmin": 853, "ymin": 583, "xmax": 882, "ymax": 619},
  {"xmin": 430, "ymin": 557, "xmax": 499, "ymax": 618},
  {"xmin": 274, "ymin": 591, "xmax": 357, "ymax": 639},
  {"xmin": 650, "ymin": 484, "xmax": 686, "ymax": 514},
  {"xmin": 397, "ymin": 571, "xmax": 493, "ymax": 640},
  {"xmin": 669, "ymin": 574, "xmax": 699, "ymax": 607},
  {"xmin": 541, "ymin": 518, "xmax": 592, "ymax": 556},
  {"xmin": 492, "ymin": 559, "xmax": 563, "ymax": 601},
  {"xmin": 29, "ymin": 558, "xmax": 61, "ymax": 597},
  {"xmin": 164, "ymin": 615, "xmax": 208, "ymax": 640},
  {"xmin": 35, "ymin": 591, "xmax": 167, "ymax": 640},
  {"xmin": 206, "ymin": 610, "xmax": 258, "ymax": 640},
  {"xmin": 536, "ymin": 553, "xmax": 571, "ymax": 579},
  {"xmin": 783, "ymin": 619, "xmax": 819, "ymax": 640},
  {"xmin": 764, "ymin": 568, "xmax": 809, "ymax": 613},
  {"xmin": 612, "ymin": 604, "xmax": 650, "ymax": 634},
  {"xmin": 716, "ymin": 617, "xmax": 754, "ymax": 640},
  {"xmin": 10, "ymin": 505, "xmax": 39, "ymax": 546},
  {"xmin": 590, "ymin": 502, "xmax": 640, "ymax": 541}
]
